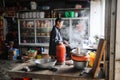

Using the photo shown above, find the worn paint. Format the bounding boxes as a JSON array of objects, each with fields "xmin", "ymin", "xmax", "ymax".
[
  {"xmin": 115, "ymin": 61, "xmax": 120, "ymax": 80},
  {"xmin": 115, "ymin": 0, "xmax": 120, "ymax": 60},
  {"xmin": 115, "ymin": 0, "xmax": 120, "ymax": 80}
]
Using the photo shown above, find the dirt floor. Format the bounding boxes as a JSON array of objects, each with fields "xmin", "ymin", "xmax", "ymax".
[{"xmin": 0, "ymin": 59, "xmax": 20, "ymax": 80}]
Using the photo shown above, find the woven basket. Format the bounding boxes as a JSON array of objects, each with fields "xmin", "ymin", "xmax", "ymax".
[{"xmin": 27, "ymin": 51, "xmax": 37, "ymax": 58}]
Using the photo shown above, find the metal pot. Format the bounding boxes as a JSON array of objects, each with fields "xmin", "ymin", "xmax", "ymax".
[{"xmin": 73, "ymin": 60, "xmax": 88, "ymax": 70}]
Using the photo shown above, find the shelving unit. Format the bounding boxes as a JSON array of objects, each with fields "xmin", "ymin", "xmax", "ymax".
[
  {"xmin": 18, "ymin": 18, "xmax": 53, "ymax": 47},
  {"xmin": 18, "ymin": 8, "xmax": 90, "ymax": 47},
  {"xmin": 51, "ymin": 8, "xmax": 90, "ymax": 47}
]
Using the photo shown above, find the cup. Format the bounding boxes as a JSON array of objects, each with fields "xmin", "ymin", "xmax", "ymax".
[
  {"xmin": 75, "ymin": 12, "xmax": 78, "ymax": 17},
  {"xmin": 40, "ymin": 12, "xmax": 45, "ymax": 18}
]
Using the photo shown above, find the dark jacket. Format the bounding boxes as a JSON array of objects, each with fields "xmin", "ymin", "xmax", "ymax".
[{"xmin": 49, "ymin": 26, "xmax": 63, "ymax": 56}]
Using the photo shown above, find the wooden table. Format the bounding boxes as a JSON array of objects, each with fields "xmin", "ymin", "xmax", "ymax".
[{"xmin": 8, "ymin": 60, "xmax": 105, "ymax": 80}]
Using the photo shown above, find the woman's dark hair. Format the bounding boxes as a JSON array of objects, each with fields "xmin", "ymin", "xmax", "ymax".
[{"xmin": 55, "ymin": 18, "xmax": 63, "ymax": 25}]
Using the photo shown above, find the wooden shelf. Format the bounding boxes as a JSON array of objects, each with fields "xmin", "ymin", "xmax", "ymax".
[{"xmin": 53, "ymin": 8, "xmax": 90, "ymax": 11}]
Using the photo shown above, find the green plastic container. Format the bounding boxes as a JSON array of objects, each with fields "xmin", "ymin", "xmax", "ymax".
[
  {"xmin": 65, "ymin": 11, "xmax": 75, "ymax": 18},
  {"xmin": 65, "ymin": 11, "xmax": 70, "ymax": 18},
  {"xmin": 69, "ymin": 11, "xmax": 75, "ymax": 17}
]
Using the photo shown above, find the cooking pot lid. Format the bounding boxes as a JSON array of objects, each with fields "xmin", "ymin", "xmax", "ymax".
[{"xmin": 70, "ymin": 49, "xmax": 88, "ymax": 56}]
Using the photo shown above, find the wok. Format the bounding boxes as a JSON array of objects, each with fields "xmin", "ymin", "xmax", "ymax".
[{"xmin": 35, "ymin": 58, "xmax": 57, "ymax": 69}]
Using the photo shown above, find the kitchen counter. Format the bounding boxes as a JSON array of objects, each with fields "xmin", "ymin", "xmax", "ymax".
[{"xmin": 8, "ymin": 59, "xmax": 105, "ymax": 80}]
